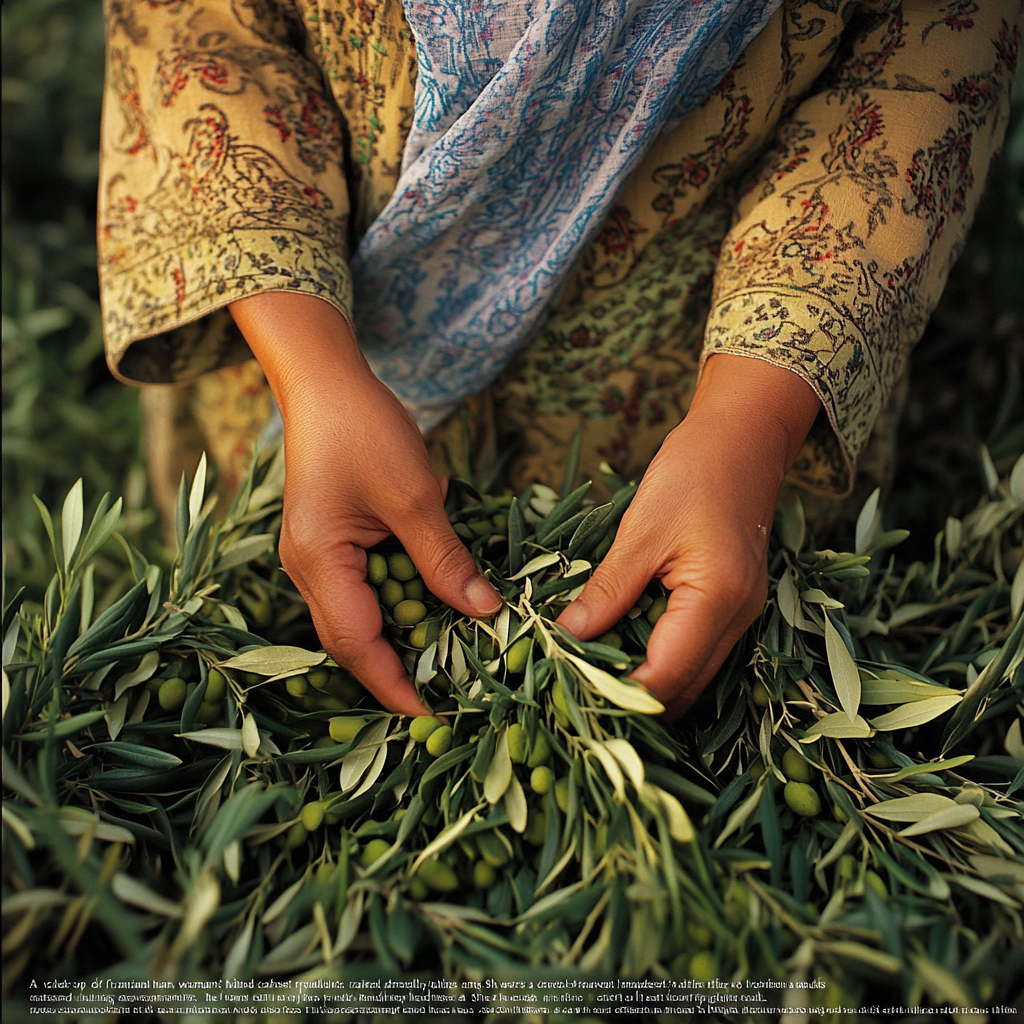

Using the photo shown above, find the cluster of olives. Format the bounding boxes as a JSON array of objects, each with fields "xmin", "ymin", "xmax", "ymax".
[
  {"xmin": 367, "ymin": 551, "xmax": 440, "ymax": 649},
  {"xmin": 148, "ymin": 665, "xmax": 228, "ymax": 724},
  {"xmin": 280, "ymin": 665, "xmax": 364, "ymax": 713}
]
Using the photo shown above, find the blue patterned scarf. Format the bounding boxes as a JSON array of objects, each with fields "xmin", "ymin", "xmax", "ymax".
[{"xmin": 351, "ymin": 0, "xmax": 781, "ymax": 432}]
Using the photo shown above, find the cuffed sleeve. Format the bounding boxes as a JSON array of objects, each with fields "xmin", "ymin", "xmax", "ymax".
[
  {"xmin": 98, "ymin": 0, "xmax": 352, "ymax": 384},
  {"xmin": 704, "ymin": 0, "xmax": 1020, "ymax": 494}
]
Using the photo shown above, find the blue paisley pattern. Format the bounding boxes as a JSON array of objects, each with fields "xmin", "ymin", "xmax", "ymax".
[{"xmin": 352, "ymin": 0, "xmax": 782, "ymax": 431}]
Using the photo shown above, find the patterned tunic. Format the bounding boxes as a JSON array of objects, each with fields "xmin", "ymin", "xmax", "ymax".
[{"xmin": 98, "ymin": 0, "xmax": 1020, "ymax": 514}]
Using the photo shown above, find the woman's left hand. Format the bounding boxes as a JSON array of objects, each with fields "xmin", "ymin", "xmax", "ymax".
[{"xmin": 556, "ymin": 354, "xmax": 821, "ymax": 719}]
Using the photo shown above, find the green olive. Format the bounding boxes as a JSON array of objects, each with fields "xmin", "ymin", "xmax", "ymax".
[
  {"xmin": 360, "ymin": 838, "xmax": 391, "ymax": 869},
  {"xmin": 367, "ymin": 552, "xmax": 389, "ymax": 586},
  {"xmin": 285, "ymin": 675, "xmax": 309, "ymax": 697},
  {"xmin": 285, "ymin": 821, "xmax": 307, "ymax": 849},
  {"xmin": 782, "ymin": 747, "xmax": 812, "ymax": 783},
  {"xmin": 185, "ymin": 682, "xmax": 198, "ymax": 702},
  {"xmin": 506, "ymin": 722, "xmax": 528, "ymax": 763},
  {"xmin": 864, "ymin": 871, "xmax": 887, "ymax": 898},
  {"xmin": 409, "ymin": 620, "xmax": 440, "ymax": 649},
  {"xmin": 205, "ymin": 669, "xmax": 227, "ymax": 703},
  {"xmin": 196, "ymin": 701, "xmax": 221, "ymax": 725},
  {"xmin": 473, "ymin": 860, "xmax": 498, "ymax": 889},
  {"xmin": 329, "ymin": 716, "xmax": 367, "ymax": 744},
  {"xmin": 403, "ymin": 577, "xmax": 426, "ymax": 602},
  {"xmin": 554, "ymin": 776, "xmax": 569, "ymax": 814},
  {"xmin": 784, "ymin": 781, "xmax": 822, "ymax": 817},
  {"xmin": 524, "ymin": 810, "xmax": 547, "ymax": 846},
  {"xmin": 301, "ymin": 801, "xmax": 325, "ymax": 831},
  {"xmin": 526, "ymin": 730, "xmax": 551, "ymax": 768},
  {"xmin": 751, "ymin": 681, "xmax": 772, "ymax": 707},
  {"xmin": 393, "ymin": 599, "xmax": 427, "ymax": 627},
  {"xmin": 596, "ymin": 631, "xmax": 623, "ymax": 650},
  {"xmin": 689, "ymin": 951, "xmax": 718, "ymax": 983},
  {"xmin": 315, "ymin": 862, "xmax": 336, "ymax": 885},
  {"xmin": 387, "ymin": 552, "xmax": 417, "ymax": 582},
  {"xmin": 425, "ymin": 725, "xmax": 453, "ymax": 757},
  {"xmin": 530, "ymin": 766, "xmax": 554, "ymax": 795},
  {"xmin": 646, "ymin": 595, "xmax": 668, "ymax": 625},
  {"xmin": 312, "ymin": 736, "xmax": 336, "ymax": 749},
  {"xmin": 416, "ymin": 858, "xmax": 459, "ymax": 893},
  {"xmin": 158, "ymin": 677, "xmax": 188, "ymax": 712},
  {"xmin": 307, "ymin": 667, "xmax": 331, "ymax": 690},
  {"xmin": 407, "ymin": 876, "xmax": 429, "ymax": 900},
  {"xmin": 409, "ymin": 716, "xmax": 442, "ymax": 743},
  {"xmin": 505, "ymin": 637, "xmax": 533, "ymax": 675},
  {"xmin": 379, "ymin": 579, "xmax": 405, "ymax": 609},
  {"xmin": 552, "ymin": 677, "xmax": 569, "ymax": 716}
]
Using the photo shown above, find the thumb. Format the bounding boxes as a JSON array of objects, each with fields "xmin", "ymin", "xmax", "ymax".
[
  {"xmin": 396, "ymin": 483, "xmax": 501, "ymax": 619},
  {"xmin": 556, "ymin": 532, "xmax": 653, "ymax": 641}
]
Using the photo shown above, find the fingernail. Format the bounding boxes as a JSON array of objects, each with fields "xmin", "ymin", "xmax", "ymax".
[
  {"xmin": 558, "ymin": 602, "xmax": 588, "ymax": 637},
  {"xmin": 467, "ymin": 576, "xmax": 501, "ymax": 615}
]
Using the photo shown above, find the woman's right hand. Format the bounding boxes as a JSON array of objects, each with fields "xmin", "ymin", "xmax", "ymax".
[{"xmin": 230, "ymin": 291, "xmax": 501, "ymax": 717}]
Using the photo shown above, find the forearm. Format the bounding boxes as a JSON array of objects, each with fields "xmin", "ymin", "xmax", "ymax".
[{"xmin": 230, "ymin": 292, "xmax": 372, "ymax": 424}]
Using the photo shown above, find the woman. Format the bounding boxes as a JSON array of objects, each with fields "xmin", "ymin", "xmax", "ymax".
[{"xmin": 98, "ymin": 0, "xmax": 1020, "ymax": 718}]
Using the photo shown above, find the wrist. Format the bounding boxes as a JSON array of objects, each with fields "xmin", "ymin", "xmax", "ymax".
[
  {"xmin": 686, "ymin": 353, "xmax": 821, "ymax": 480},
  {"xmin": 230, "ymin": 291, "xmax": 371, "ymax": 421}
]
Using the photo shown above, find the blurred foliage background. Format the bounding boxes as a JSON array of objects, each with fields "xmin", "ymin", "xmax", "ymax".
[{"xmin": 2, "ymin": 0, "xmax": 1023, "ymax": 598}]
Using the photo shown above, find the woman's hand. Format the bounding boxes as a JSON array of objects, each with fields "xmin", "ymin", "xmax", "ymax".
[
  {"xmin": 556, "ymin": 354, "xmax": 821, "ymax": 719},
  {"xmin": 231, "ymin": 292, "xmax": 501, "ymax": 717}
]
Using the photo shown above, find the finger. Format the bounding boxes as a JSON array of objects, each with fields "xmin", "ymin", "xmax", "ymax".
[
  {"xmin": 395, "ymin": 488, "xmax": 501, "ymax": 620},
  {"xmin": 556, "ymin": 527, "xmax": 654, "ymax": 640},
  {"xmin": 658, "ymin": 624, "xmax": 748, "ymax": 722},
  {"xmin": 290, "ymin": 544, "xmax": 430, "ymax": 717},
  {"xmin": 631, "ymin": 582, "xmax": 744, "ymax": 705}
]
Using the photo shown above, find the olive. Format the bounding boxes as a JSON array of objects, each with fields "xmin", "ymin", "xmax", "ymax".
[
  {"xmin": 196, "ymin": 701, "xmax": 221, "ymax": 724},
  {"xmin": 393, "ymin": 599, "xmax": 427, "ymax": 627},
  {"xmin": 285, "ymin": 821, "xmax": 307, "ymax": 849},
  {"xmin": 505, "ymin": 637, "xmax": 533, "ymax": 675},
  {"xmin": 407, "ymin": 876, "xmax": 429, "ymax": 900},
  {"xmin": 367, "ymin": 552, "xmax": 388, "ymax": 586},
  {"xmin": 751, "ymin": 681, "xmax": 772, "ymax": 706},
  {"xmin": 554, "ymin": 776, "xmax": 569, "ymax": 813},
  {"xmin": 328, "ymin": 716, "xmax": 367, "ymax": 744},
  {"xmin": 312, "ymin": 736, "xmax": 336, "ymax": 749},
  {"xmin": 409, "ymin": 620, "xmax": 440, "ymax": 649},
  {"xmin": 416, "ymin": 858, "xmax": 459, "ymax": 893},
  {"xmin": 205, "ymin": 669, "xmax": 227, "ymax": 702},
  {"xmin": 285, "ymin": 675, "xmax": 308, "ymax": 697},
  {"xmin": 158, "ymin": 677, "xmax": 188, "ymax": 712},
  {"xmin": 403, "ymin": 577, "xmax": 426, "ymax": 602},
  {"xmin": 315, "ymin": 862, "xmax": 336, "ymax": 885},
  {"xmin": 379, "ymin": 579, "xmax": 405, "ymax": 609},
  {"xmin": 307, "ymin": 667, "xmax": 331, "ymax": 690},
  {"xmin": 506, "ymin": 723, "xmax": 528, "ymax": 763},
  {"xmin": 596, "ymin": 631, "xmax": 623, "ymax": 650},
  {"xmin": 552, "ymin": 677, "xmax": 569, "ymax": 715},
  {"xmin": 526, "ymin": 730, "xmax": 551, "ymax": 768},
  {"xmin": 473, "ymin": 860, "xmax": 498, "ymax": 889},
  {"xmin": 425, "ymin": 725, "xmax": 453, "ymax": 757},
  {"xmin": 689, "ymin": 951, "xmax": 718, "ymax": 983},
  {"xmin": 860, "ymin": 868, "xmax": 885, "ymax": 898},
  {"xmin": 185, "ymin": 682, "xmax": 198, "ymax": 701},
  {"xmin": 782, "ymin": 747, "xmax": 812, "ymax": 783},
  {"xmin": 360, "ymin": 838, "xmax": 391, "ymax": 869},
  {"xmin": 409, "ymin": 716, "xmax": 442, "ymax": 743},
  {"xmin": 301, "ymin": 801, "xmax": 325, "ymax": 831},
  {"xmin": 784, "ymin": 781, "xmax": 822, "ymax": 817},
  {"xmin": 530, "ymin": 766, "xmax": 554, "ymax": 795},
  {"xmin": 387, "ymin": 552, "xmax": 417, "ymax": 582},
  {"xmin": 525, "ymin": 810, "xmax": 547, "ymax": 846},
  {"xmin": 646, "ymin": 595, "xmax": 668, "ymax": 625}
]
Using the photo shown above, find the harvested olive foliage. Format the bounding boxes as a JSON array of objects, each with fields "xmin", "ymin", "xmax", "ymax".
[{"xmin": 2, "ymin": 442, "xmax": 1022, "ymax": 1013}]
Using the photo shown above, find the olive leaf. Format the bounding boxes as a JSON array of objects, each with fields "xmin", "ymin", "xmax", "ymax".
[
  {"xmin": 219, "ymin": 646, "xmax": 325, "ymax": 676},
  {"xmin": 868, "ymin": 694, "xmax": 962, "ymax": 731},
  {"xmin": 824, "ymin": 613, "xmax": 860, "ymax": 722}
]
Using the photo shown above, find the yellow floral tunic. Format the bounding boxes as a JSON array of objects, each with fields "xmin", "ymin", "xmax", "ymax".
[{"xmin": 98, "ymin": 0, "xmax": 1020, "ymax": 514}]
